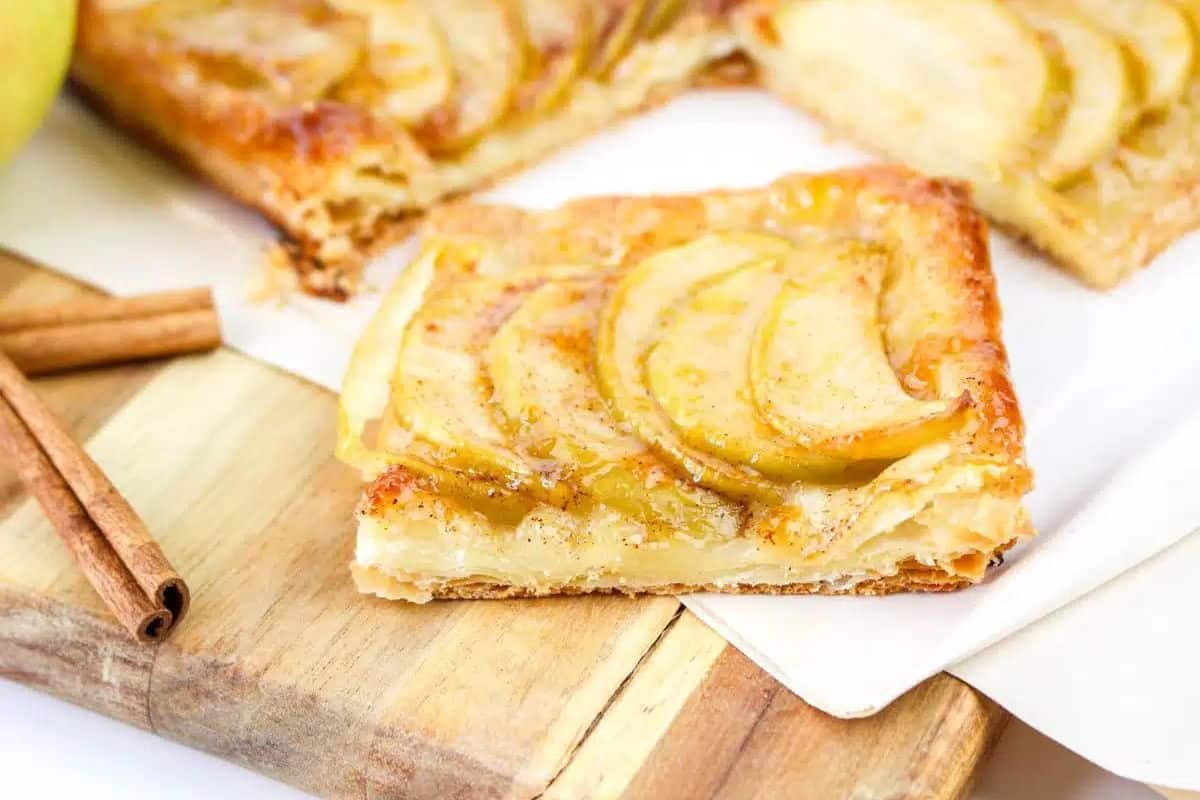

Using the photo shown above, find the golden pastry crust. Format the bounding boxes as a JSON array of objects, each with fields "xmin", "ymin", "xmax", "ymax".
[
  {"xmin": 73, "ymin": 1, "xmax": 423, "ymax": 297},
  {"xmin": 340, "ymin": 167, "xmax": 1033, "ymax": 602},
  {"xmin": 352, "ymin": 459, "xmax": 1030, "ymax": 602}
]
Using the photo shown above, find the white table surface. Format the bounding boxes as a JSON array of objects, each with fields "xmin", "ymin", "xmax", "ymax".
[{"xmin": 0, "ymin": 678, "xmax": 1159, "ymax": 799}]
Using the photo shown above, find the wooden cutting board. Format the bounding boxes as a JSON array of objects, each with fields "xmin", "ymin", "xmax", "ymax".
[{"xmin": 0, "ymin": 252, "xmax": 1006, "ymax": 800}]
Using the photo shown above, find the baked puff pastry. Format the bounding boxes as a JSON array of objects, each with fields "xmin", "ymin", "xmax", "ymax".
[
  {"xmin": 737, "ymin": 0, "xmax": 1200, "ymax": 288},
  {"xmin": 72, "ymin": 0, "xmax": 739, "ymax": 297},
  {"xmin": 75, "ymin": 0, "xmax": 1200, "ymax": 294},
  {"xmin": 337, "ymin": 168, "xmax": 1033, "ymax": 602}
]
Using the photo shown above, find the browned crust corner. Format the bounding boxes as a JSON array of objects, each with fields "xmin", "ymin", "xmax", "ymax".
[
  {"xmin": 72, "ymin": 0, "xmax": 409, "ymax": 175},
  {"xmin": 71, "ymin": 0, "xmax": 430, "ymax": 297}
]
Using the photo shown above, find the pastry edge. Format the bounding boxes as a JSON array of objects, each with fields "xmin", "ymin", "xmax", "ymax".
[{"xmin": 349, "ymin": 545, "xmax": 1020, "ymax": 603}]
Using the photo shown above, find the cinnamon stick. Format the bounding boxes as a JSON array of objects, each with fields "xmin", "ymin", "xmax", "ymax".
[
  {"xmin": 0, "ymin": 288, "xmax": 220, "ymax": 376},
  {"xmin": 0, "ymin": 350, "xmax": 188, "ymax": 640},
  {"xmin": 0, "ymin": 287, "xmax": 213, "ymax": 332}
]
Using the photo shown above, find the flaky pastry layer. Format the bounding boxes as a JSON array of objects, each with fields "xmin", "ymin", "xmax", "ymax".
[
  {"xmin": 353, "ymin": 562, "xmax": 998, "ymax": 603},
  {"xmin": 353, "ymin": 458, "xmax": 1031, "ymax": 602}
]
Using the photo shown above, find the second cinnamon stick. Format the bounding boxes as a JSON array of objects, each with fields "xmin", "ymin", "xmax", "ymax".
[
  {"xmin": 0, "ymin": 308, "xmax": 220, "ymax": 376},
  {"xmin": 0, "ymin": 288, "xmax": 221, "ymax": 376},
  {"xmin": 0, "ymin": 287, "xmax": 214, "ymax": 332}
]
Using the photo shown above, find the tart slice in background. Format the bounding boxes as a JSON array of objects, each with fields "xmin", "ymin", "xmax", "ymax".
[{"xmin": 736, "ymin": 0, "xmax": 1200, "ymax": 288}]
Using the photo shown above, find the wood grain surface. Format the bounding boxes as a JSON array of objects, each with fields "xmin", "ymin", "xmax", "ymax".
[{"xmin": 0, "ymin": 252, "xmax": 1007, "ymax": 800}]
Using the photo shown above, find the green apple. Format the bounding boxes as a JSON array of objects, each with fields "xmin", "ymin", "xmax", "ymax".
[{"xmin": 0, "ymin": 0, "xmax": 77, "ymax": 167}]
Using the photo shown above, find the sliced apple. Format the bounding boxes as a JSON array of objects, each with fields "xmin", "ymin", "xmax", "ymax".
[
  {"xmin": 645, "ymin": 244, "xmax": 889, "ymax": 482},
  {"xmin": 596, "ymin": 233, "xmax": 796, "ymax": 501},
  {"xmin": 1007, "ymin": 0, "xmax": 1134, "ymax": 185},
  {"xmin": 329, "ymin": 0, "xmax": 454, "ymax": 124},
  {"xmin": 749, "ymin": 254, "xmax": 969, "ymax": 461},
  {"xmin": 588, "ymin": 0, "xmax": 649, "ymax": 76},
  {"xmin": 411, "ymin": 0, "xmax": 527, "ymax": 153},
  {"xmin": 489, "ymin": 277, "xmax": 639, "ymax": 468},
  {"xmin": 375, "ymin": 448, "xmax": 535, "ymax": 526},
  {"xmin": 1064, "ymin": 0, "xmax": 1193, "ymax": 114},
  {"xmin": 1167, "ymin": 0, "xmax": 1200, "ymax": 39},
  {"xmin": 488, "ymin": 278, "xmax": 740, "ymax": 536},
  {"xmin": 641, "ymin": 0, "xmax": 688, "ymax": 38},
  {"xmin": 391, "ymin": 265, "xmax": 589, "ymax": 490},
  {"xmin": 159, "ymin": 5, "xmax": 364, "ymax": 104},
  {"xmin": 512, "ymin": 0, "xmax": 593, "ymax": 115},
  {"xmin": 764, "ymin": 0, "xmax": 1059, "ymax": 176}
]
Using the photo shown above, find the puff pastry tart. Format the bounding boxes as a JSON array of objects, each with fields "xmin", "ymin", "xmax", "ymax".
[
  {"xmin": 737, "ymin": 0, "xmax": 1200, "ymax": 288},
  {"xmin": 73, "ymin": 0, "xmax": 739, "ymax": 297},
  {"xmin": 337, "ymin": 168, "xmax": 1033, "ymax": 602}
]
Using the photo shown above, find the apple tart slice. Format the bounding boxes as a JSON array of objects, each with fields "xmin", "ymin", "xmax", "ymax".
[
  {"xmin": 338, "ymin": 167, "xmax": 1033, "ymax": 602},
  {"xmin": 736, "ymin": 0, "xmax": 1200, "ymax": 287}
]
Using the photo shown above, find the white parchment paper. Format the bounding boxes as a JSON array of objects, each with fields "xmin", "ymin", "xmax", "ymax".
[{"xmin": 2, "ymin": 91, "xmax": 1198, "ymax": 789}]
